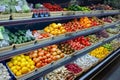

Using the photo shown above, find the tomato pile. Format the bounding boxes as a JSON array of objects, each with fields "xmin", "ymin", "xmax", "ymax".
[
  {"xmin": 29, "ymin": 45, "xmax": 64, "ymax": 68},
  {"xmin": 43, "ymin": 3, "xmax": 63, "ymax": 11},
  {"xmin": 66, "ymin": 36, "xmax": 91, "ymax": 50}
]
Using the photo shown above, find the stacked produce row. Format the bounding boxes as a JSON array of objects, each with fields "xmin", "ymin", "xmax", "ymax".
[
  {"xmin": 0, "ymin": 0, "xmax": 119, "ymax": 20},
  {"xmin": 0, "ymin": 25, "xmax": 119, "ymax": 80},
  {"xmin": 0, "ymin": 16, "xmax": 118, "ymax": 52},
  {"xmin": 44, "ymin": 39, "xmax": 120, "ymax": 80}
]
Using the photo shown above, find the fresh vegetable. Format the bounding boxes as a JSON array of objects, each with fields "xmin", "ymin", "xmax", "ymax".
[
  {"xmin": 65, "ymin": 63, "xmax": 82, "ymax": 74},
  {"xmin": 43, "ymin": 3, "xmax": 63, "ymax": 11},
  {"xmin": 46, "ymin": 66, "xmax": 75, "ymax": 80},
  {"xmin": 58, "ymin": 43, "xmax": 75, "ymax": 55},
  {"xmin": 0, "ymin": 63, "xmax": 11, "ymax": 80},
  {"xmin": 89, "ymin": 47, "xmax": 110, "ymax": 59},
  {"xmin": 66, "ymin": 36, "xmax": 91, "ymax": 50}
]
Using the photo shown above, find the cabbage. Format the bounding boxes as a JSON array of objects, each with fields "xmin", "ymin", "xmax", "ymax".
[{"xmin": 22, "ymin": 5, "xmax": 30, "ymax": 13}]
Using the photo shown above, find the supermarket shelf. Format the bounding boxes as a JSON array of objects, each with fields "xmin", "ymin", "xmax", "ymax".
[
  {"xmin": 79, "ymin": 48, "xmax": 120, "ymax": 80},
  {"xmin": 0, "ymin": 10, "xmax": 120, "ymax": 26},
  {"xmin": 0, "ymin": 21, "xmax": 119, "ymax": 61},
  {"xmin": 19, "ymin": 34, "xmax": 119, "ymax": 80}
]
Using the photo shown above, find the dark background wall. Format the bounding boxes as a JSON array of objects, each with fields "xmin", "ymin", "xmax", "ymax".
[{"xmin": 26, "ymin": 0, "xmax": 103, "ymax": 7}]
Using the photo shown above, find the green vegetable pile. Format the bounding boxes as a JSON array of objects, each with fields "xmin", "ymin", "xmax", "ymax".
[
  {"xmin": 68, "ymin": 5, "xmax": 91, "ymax": 11},
  {"xmin": 8, "ymin": 30, "xmax": 35, "ymax": 44}
]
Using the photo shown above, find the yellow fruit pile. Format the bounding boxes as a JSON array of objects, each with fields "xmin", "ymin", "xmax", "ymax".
[
  {"xmin": 44, "ymin": 23, "xmax": 66, "ymax": 35},
  {"xmin": 89, "ymin": 47, "xmax": 109, "ymax": 59},
  {"xmin": 7, "ymin": 54, "xmax": 35, "ymax": 76}
]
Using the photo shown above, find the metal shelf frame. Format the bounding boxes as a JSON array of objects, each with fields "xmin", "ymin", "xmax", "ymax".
[
  {"xmin": 19, "ymin": 34, "xmax": 119, "ymax": 80},
  {"xmin": 0, "ymin": 21, "xmax": 119, "ymax": 61},
  {"xmin": 0, "ymin": 10, "xmax": 120, "ymax": 26}
]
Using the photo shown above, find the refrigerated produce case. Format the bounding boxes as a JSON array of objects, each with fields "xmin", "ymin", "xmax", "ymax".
[{"xmin": 0, "ymin": 0, "xmax": 120, "ymax": 80}]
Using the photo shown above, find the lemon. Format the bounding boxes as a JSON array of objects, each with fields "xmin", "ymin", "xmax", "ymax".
[
  {"xmin": 12, "ymin": 69, "xmax": 18, "ymax": 74},
  {"xmin": 51, "ymin": 23, "xmax": 57, "ymax": 27},
  {"xmin": 29, "ymin": 61, "xmax": 35, "ymax": 65},
  {"xmin": 21, "ymin": 67, "xmax": 28, "ymax": 74},
  {"xmin": 17, "ymin": 62, "xmax": 21, "ymax": 66},
  {"xmin": 13, "ymin": 60, "xmax": 18, "ymax": 66},
  {"xmin": 20, "ymin": 62, "xmax": 27, "ymax": 67},
  {"xmin": 11, "ymin": 66, "xmax": 16, "ymax": 71},
  {"xmin": 8, "ymin": 62, "xmax": 13, "ymax": 68},
  {"xmin": 25, "ymin": 56, "xmax": 30, "ymax": 61},
  {"xmin": 30, "ymin": 65, "xmax": 35, "ymax": 70},
  {"xmin": 21, "ymin": 58, "xmax": 26, "ymax": 62},
  {"xmin": 16, "ymin": 66, "xmax": 21, "ymax": 71},
  {"xmin": 16, "ymin": 56, "xmax": 21, "ymax": 61},
  {"xmin": 20, "ymin": 54, "xmax": 25, "ymax": 58},
  {"xmin": 16, "ymin": 71, "xmax": 22, "ymax": 76}
]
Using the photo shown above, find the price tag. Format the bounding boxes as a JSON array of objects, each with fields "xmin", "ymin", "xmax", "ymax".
[
  {"xmin": 15, "ymin": 6, "xmax": 22, "ymax": 11},
  {"xmin": 0, "ymin": 6, "xmax": 5, "ymax": 12}
]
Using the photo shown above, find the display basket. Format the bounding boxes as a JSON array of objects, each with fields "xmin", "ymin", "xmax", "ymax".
[
  {"xmin": 12, "ymin": 12, "xmax": 33, "ymax": 20},
  {"xmin": 6, "ymin": 62, "xmax": 36, "ymax": 80},
  {"xmin": 15, "ymin": 40, "xmax": 35, "ymax": 49},
  {"xmin": 104, "ymin": 10, "xmax": 120, "ymax": 13},
  {"xmin": 0, "ymin": 45, "xmax": 14, "ymax": 53},
  {"xmin": 0, "ymin": 13, "xmax": 10, "ymax": 20},
  {"xmin": 62, "ymin": 11, "xmax": 74, "ymax": 15},
  {"xmin": 36, "ymin": 30, "xmax": 53, "ymax": 44},
  {"xmin": 75, "ymin": 70, "xmax": 84, "ymax": 77},
  {"xmin": 50, "ymin": 11, "xmax": 63, "ymax": 17}
]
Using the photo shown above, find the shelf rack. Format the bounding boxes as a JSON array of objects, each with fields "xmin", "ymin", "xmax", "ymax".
[
  {"xmin": 0, "ymin": 21, "xmax": 119, "ymax": 61},
  {"xmin": 19, "ymin": 33, "xmax": 120, "ymax": 80},
  {"xmin": 0, "ymin": 10, "xmax": 119, "ymax": 80},
  {"xmin": 0, "ymin": 10, "xmax": 120, "ymax": 26}
]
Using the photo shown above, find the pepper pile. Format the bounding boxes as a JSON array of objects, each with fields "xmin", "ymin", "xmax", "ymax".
[{"xmin": 89, "ymin": 47, "xmax": 109, "ymax": 59}]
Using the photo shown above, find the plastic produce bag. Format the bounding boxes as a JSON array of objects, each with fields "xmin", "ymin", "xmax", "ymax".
[
  {"xmin": 25, "ymin": 29, "xmax": 34, "ymax": 38},
  {"xmin": 0, "ymin": 40, "xmax": 9, "ymax": 48}
]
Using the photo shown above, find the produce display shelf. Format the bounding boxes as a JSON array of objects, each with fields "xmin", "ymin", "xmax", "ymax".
[
  {"xmin": 0, "ymin": 10, "xmax": 120, "ymax": 26},
  {"xmin": 19, "ymin": 34, "xmax": 119, "ymax": 80},
  {"xmin": 0, "ymin": 21, "xmax": 119, "ymax": 61},
  {"xmin": 79, "ymin": 48, "xmax": 120, "ymax": 80}
]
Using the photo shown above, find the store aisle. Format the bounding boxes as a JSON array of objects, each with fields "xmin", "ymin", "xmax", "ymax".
[{"xmin": 92, "ymin": 54, "xmax": 120, "ymax": 80}]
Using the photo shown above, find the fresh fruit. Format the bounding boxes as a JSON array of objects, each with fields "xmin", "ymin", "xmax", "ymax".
[
  {"xmin": 66, "ymin": 36, "xmax": 91, "ymax": 50},
  {"xmin": 43, "ymin": 3, "xmax": 63, "ymax": 11},
  {"xmin": 79, "ymin": 17, "xmax": 92, "ymax": 28},
  {"xmin": 8, "ymin": 54, "xmax": 35, "ymax": 76},
  {"xmin": 44, "ymin": 23, "xmax": 66, "ymax": 35},
  {"xmin": 29, "ymin": 45, "xmax": 64, "ymax": 68}
]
